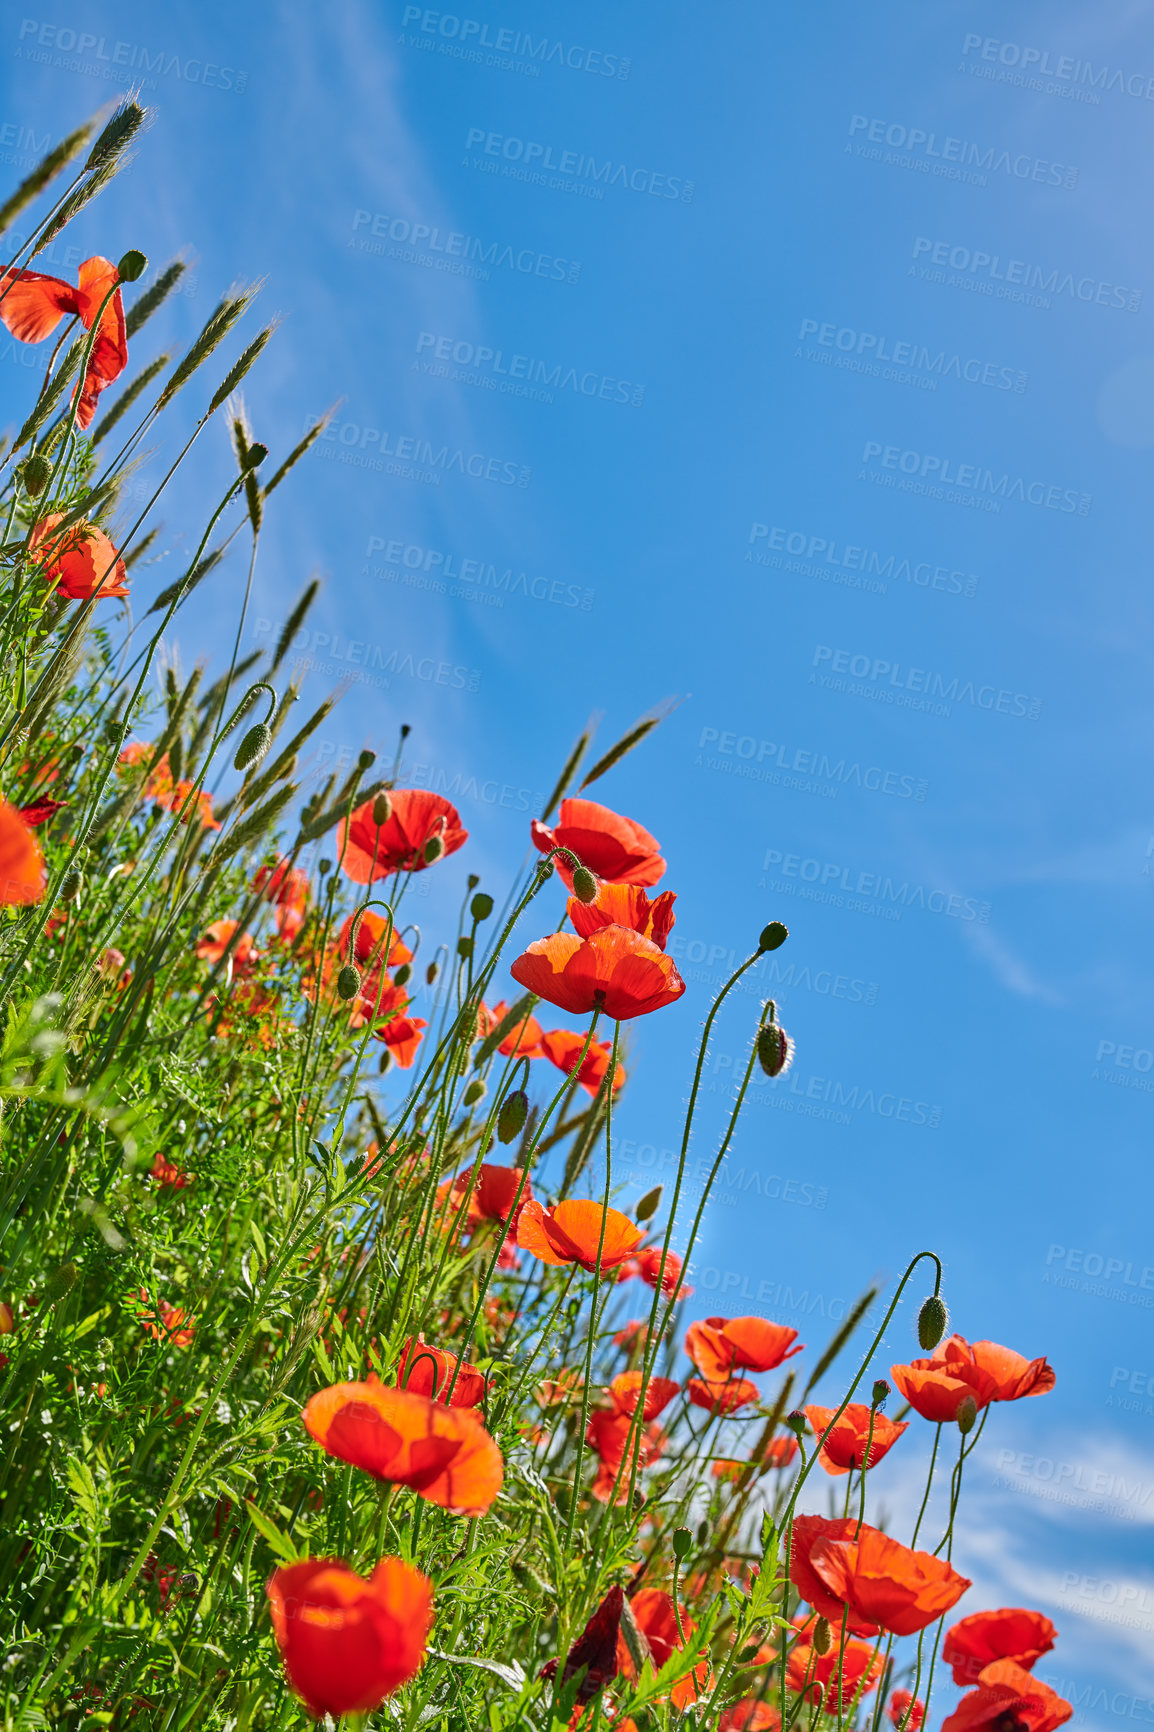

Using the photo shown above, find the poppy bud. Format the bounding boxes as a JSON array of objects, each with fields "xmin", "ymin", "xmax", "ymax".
[
  {"xmin": 21, "ymin": 454, "xmax": 50, "ymax": 496},
  {"xmin": 358, "ymin": 750, "xmax": 376, "ymax": 771},
  {"xmin": 336, "ymin": 965, "xmax": 361, "ymax": 1001},
  {"xmin": 785, "ymin": 1410, "xmax": 807, "ymax": 1437},
  {"xmin": 457, "ymin": 937, "xmax": 473, "ymax": 959},
  {"xmin": 757, "ymin": 1022, "xmax": 792, "ymax": 1078},
  {"xmin": 116, "ymin": 249, "xmax": 147, "ymax": 282},
  {"xmin": 463, "ymin": 1078, "xmax": 486, "ymax": 1107},
  {"xmin": 759, "ymin": 920, "xmax": 789, "ymax": 952},
  {"xmin": 917, "ymin": 1294, "xmax": 949, "ymax": 1350},
  {"xmin": 812, "ymin": 1616, "xmax": 833, "ymax": 1656},
  {"xmin": 635, "ymin": 1184, "xmax": 663, "ymax": 1222},
  {"xmin": 244, "ymin": 443, "xmax": 268, "ymax": 470},
  {"xmin": 956, "ymin": 1394, "xmax": 978, "ymax": 1435},
  {"xmin": 471, "ymin": 891, "xmax": 494, "ymax": 922},
  {"xmin": 0, "ymin": 1302, "xmax": 14, "ymax": 1334},
  {"xmin": 318, "ymin": 858, "xmax": 332, "ymax": 875},
  {"xmin": 497, "ymin": 1089, "xmax": 528, "ymax": 1144},
  {"xmin": 671, "ymin": 1527, "xmax": 692, "ymax": 1562},
  {"xmin": 372, "ymin": 791, "xmax": 391, "ymax": 826},
  {"xmin": 536, "ymin": 859, "xmax": 554, "ymax": 881},
  {"xmin": 425, "ymin": 960, "xmax": 439, "ymax": 985},
  {"xmin": 394, "ymin": 963, "xmax": 411, "ymax": 988},
  {"xmin": 467, "ymin": 873, "xmax": 480, "ymax": 891},
  {"xmin": 60, "ymin": 869, "xmax": 83, "ymax": 903},
  {"xmin": 424, "ymin": 835, "xmax": 444, "ymax": 864},
  {"xmin": 234, "ymin": 721, "xmax": 272, "ymax": 771},
  {"xmin": 378, "ymin": 1048, "xmax": 391, "ymax": 1073},
  {"xmin": 871, "ymin": 1379, "xmax": 890, "ymax": 1408},
  {"xmin": 571, "ymin": 865, "xmax": 598, "ymax": 904}
]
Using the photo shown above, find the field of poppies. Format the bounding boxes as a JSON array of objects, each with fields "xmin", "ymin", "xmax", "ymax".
[{"xmin": 0, "ymin": 103, "xmax": 1073, "ymax": 1732}]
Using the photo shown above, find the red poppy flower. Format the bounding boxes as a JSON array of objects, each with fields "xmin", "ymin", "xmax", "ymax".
[
  {"xmin": 889, "ymin": 1689, "xmax": 926, "ymax": 1729},
  {"xmin": 517, "ymin": 1199, "xmax": 642, "ymax": 1275},
  {"xmin": 688, "ymin": 1376, "xmax": 760, "ymax": 1414},
  {"xmin": 720, "ymin": 1704, "xmax": 780, "ymax": 1731},
  {"xmin": 28, "ymin": 514, "xmax": 129, "ymax": 601},
  {"xmin": 891, "ymin": 1335, "xmax": 1056, "ymax": 1423},
  {"xmin": 366, "ymin": 982, "xmax": 427, "ymax": 1068},
  {"xmin": 532, "ymin": 797, "xmax": 665, "ymax": 887},
  {"xmin": 267, "ymin": 1556, "xmax": 432, "ymax": 1718},
  {"xmin": 337, "ymin": 909, "xmax": 414, "ymax": 971},
  {"xmin": 253, "ymin": 857, "xmax": 309, "ymax": 906},
  {"xmin": 789, "ymin": 1516, "xmax": 880, "ymax": 1637},
  {"xmin": 617, "ymin": 1589, "xmax": 709, "ymax": 1708},
  {"xmin": 540, "ymin": 1584, "xmax": 624, "ymax": 1706},
  {"xmin": 302, "ymin": 1377, "xmax": 503, "ymax": 1516},
  {"xmin": 151, "ymin": 1154, "xmax": 192, "ymax": 1190},
  {"xmin": 539, "ymin": 1027, "xmax": 625, "ymax": 1095},
  {"xmin": 586, "ymin": 1408, "xmax": 666, "ymax": 1501},
  {"xmin": 568, "ymin": 881, "xmax": 677, "ymax": 950},
  {"xmin": 439, "ymin": 1164, "xmax": 531, "ymax": 1235},
  {"xmin": 941, "ymin": 1661, "xmax": 1072, "ymax": 1732},
  {"xmin": 0, "ymin": 799, "xmax": 45, "ymax": 905},
  {"xmin": 713, "ymin": 1433, "xmax": 799, "ymax": 1480},
  {"xmin": 802, "ymin": 1404, "xmax": 909, "ymax": 1475},
  {"xmin": 943, "ymin": 1608, "xmax": 1057, "ymax": 1686},
  {"xmin": 621, "ymin": 1247, "xmax": 689, "ymax": 1296},
  {"xmin": 786, "ymin": 1627, "xmax": 884, "ymax": 1714},
  {"xmin": 608, "ymin": 1370, "xmax": 680, "ymax": 1420},
  {"xmin": 18, "ymin": 797, "xmax": 66, "ymax": 827},
  {"xmin": 338, "ymin": 789, "xmax": 467, "ymax": 882},
  {"xmin": 805, "ymin": 1520, "xmax": 971, "ymax": 1637},
  {"xmin": 195, "ymin": 920, "xmax": 257, "ymax": 973},
  {"xmin": 511, "ymin": 927, "xmax": 685, "ymax": 1021},
  {"xmin": 393, "ymin": 1337, "xmax": 486, "ymax": 1407},
  {"xmin": 614, "ymin": 1321, "xmax": 649, "ymax": 1352},
  {"xmin": 488, "ymin": 998, "xmax": 545, "ymax": 1057},
  {"xmin": 0, "ymin": 255, "xmax": 127, "ymax": 427},
  {"xmin": 135, "ymin": 1290, "xmax": 195, "ymax": 1350},
  {"xmin": 686, "ymin": 1316, "xmax": 803, "ymax": 1381}
]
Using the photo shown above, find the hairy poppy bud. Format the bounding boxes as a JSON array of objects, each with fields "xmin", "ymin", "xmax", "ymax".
[
  {"xmin": 917, "ymin": 1294, "xmax": 949, "ymax": 1350},
  {"xmin": 424, "ymin": 834, "xmax": 444, "ymax": 864},
  {"xmin": 785, "ymin": 1410, "xmax": 807, "ymax": 1437},
  {"xmin": 318, "ymin": 858, "xmax": 332, "ymax": 876},
  {"xmin": 463, "ymin": 1077, "xmax": 486, "ymax": 1107},
  {"xmin": 21, "ymin": 454, "xmax": 50, "ymax": 496},
  {"xmin": 378, "ymin": 1048, "xmax": 391, "ymax": 1073},
  {"xmin": 759, "ymin": 920, "xmax": 789, "ymax": 952},
  {"xmin": 757, "ymin": 1022, "xmax": 792, "ymax": 1078},
  {"xmin": 671, "ymin": 1527, "xmax": 692, "ymax": 1562},
  {"xmin": 635, "ymin": 1184, "xmax": 663, "ymax": 1222},
  {"xmin": 117, "ymin": 249, "xmax": 147, "ymax": 282},
  {"xmin": 457, "ymin": 936, "xmax": 473, "ymax": 959},
  {"xmin": 372, "ymin": 791, "xmax": 391, "ymax": 826},
  {"xmin": 497, "ymin": 1089, "xmax": 528, "ymax": 1144},
  {"xmin": 244, "ymin": 442, "xmax": 268, "ymax": 470},
  {"xmin": 358, "ymin": 749, "xmax": 376, "ymax": 771},
  {"xmin": 394, "ymin": 963, "xmax": 411, "ymax": 988},
  {"xmin": 234, "ymin": 722, "xmax": 272, "ymax": 771},
  {"xmin": 812, "ymin": 1616, "xmax": 833, "ymax": 1656},
  {"xmin": 571, "ymin": 864, "xmax": 598, "ymax": 904},
  {"xmin": 471, "ymin": 891, "xmax": 494, "ymax": 922},
  {"xmin": 872, "ymin": 1379, "xmax": 890, "ymax": 1408},
  {"xmin": 536, "ymin": 858, "xmax": 554, "ymax": 881},
  {"xmin": 60, "ymin": 869, "xmax": 83, "ymax": 903},
  {"xmin": 467, "ymin": 873, "xmax": 480, "ymax": 891},
  {"xmin": 336, "ymin": 965, "xmax": 361, "ymax": 1001},
  {"xmin": 425, "ymin": 960, "xmax": 439, "ymax": 985},
  {"xmin": 956, "ymin": 1394, "xmax": 978, "ymax": 1435}
]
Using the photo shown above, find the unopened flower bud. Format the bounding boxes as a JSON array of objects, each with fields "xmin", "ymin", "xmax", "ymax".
[
  {"xmin": 21, "ymin": 454, "xmax": 50, "ymax": 497},
  {"xmin": 467, "ymin": 873, "xmax": 480, "ymax": 891},
  {"xmin": 424, "ymin": 834, "xmax": 444, "ymax": 864},
  {"xmin": 234, "ymin": 721, "xmax": 272, "ymax": 771},
  {"xmin": 0, "ymin": 1302, "xmax": 14, "ymax": 1335},
  {"xmin": 671, "ymin": 1527, "xmax": 692, "ymax": 1562},
  {"xmin": 871, "ymin": 1379, "xmax": 890, "ymax": 1408},
  {"xmin": 377, "ymin": 1048, "xmax": 391, "ymax": 1073},
  {"xmin": 759, "ymin": 920, "xmax": 789, "ymax": 952},
  {"xmin": 917, "ymin": 1294, "xmax": 949, "ymax": 1351},
  {"xmin": 812, "ymin": 1616, "xmax": 832, "ymax": 1656},
  {"xmin": 60, "ymin": 869, "xmax": 83, "ymax": 904},
  {"xmin": 571, "ymin": 864, "xmax": 598, "ymax": 904},
  {"xmin": 336, "ymin": 964, "xmax": 361, "ymax": 1001},
  {"xmin": 318, "ymin": 858, "xmax": 332, "ymax": 876},
  {"xmin": 497, "ymin": 1089, "xmax": 528, "ymax": 1144},
  {"xmin": 757, "ymin": 1022, "xmax": 792, "ymax": 1078},
  {"xmin": 463, "ymin": 1077, "xmax": 486, "ymax": 1107},
  {"xmin": 956, "ymin": 1394, "xmax": 978, "ymax": 1435},
  {"xmin": 536, "ymin": 858, "xmax": 554, "ymax": 881},
  {"xmin": 785, "ymin": 1410, "xmax": 807, "ymax": 1437},
  {"xmin": 425, "ymin": 960, "xmax": 439, "ymax": 985},
  {"xmin": 635, "ymin": 1184, "xmax": 663, "ymax": 1222},
  {"xmin": 457, "ymin": 936, "xmax": 473, "ymax": 959},
  {"xmin": 471, "ymin": 891, "xmax": 494, "ymax": 922},
  {"xmin": 116, "ymin": 249, "xmax": 147, "ymax": 282},
  {"xmin": 372, "ymin": 791, "xmax": 391, "ymax": 826},
  {"xmin": 358, "ymin": 749, "xmax": 376, "ymax": 771},
  {"xmin": 393, "ymin": 963, "xmax": 411, "ymax": 988}
]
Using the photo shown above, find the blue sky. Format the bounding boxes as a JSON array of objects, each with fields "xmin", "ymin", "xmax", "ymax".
[{"xmin": 4, "ymin": 0, "xmax": 1154, "ymax": 1709}]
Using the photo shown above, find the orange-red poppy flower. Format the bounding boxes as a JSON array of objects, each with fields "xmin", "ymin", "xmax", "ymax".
[
  {"xmin": 253, "ymin": 858, "xmax": 310, "ymax": 942},
  {"xmin": 339, "ymin": 789, "xmax": 467, "ymax": 882},
  {"xmin": 393, "ymin": 1337, "xmax": 486, "ymax": 1407},
  {"xmin": 803, "ymin": 1403, "xmax": 908, "ymax": 1475},
  {"xmin": 686, "ymin": 1316, "xmax": 803, "ymax": 1381},
  {"xmin": 302, "ymin": 1377, "xmax": 502, "ymax": 1516},
  {"xmin": 135, "ymin": 1290, "xmax": 195, "ymax": 1350},
  {"xmin": 617, "ymin": 1589, "xmax": 709, "ymax": 1708},
  {"xmin": 511, "ymin": 927, "xmax": 685, "ymax": 1021},
  {"xmin": 804, "ymin": 1520, "xmax": 971, "ymax": 1637},
  {"xmin": 688, "ymin": 1376, "xmax": 760, "ymax": 1414},
  {"xmin": 789, "ymin": 1516, "xmax": 881, "ymax": 1637},
  {"xmin": 517, "ymin": 1199, "xmax": 642, "ymax": 1275},
  {"xmin": 891, "ymin": 1335, "xmax": 1056, "ymax": 1423},
  {"xmin": 614, "ymin": 1320, "xmax": 649, "ymax": 1352},
  {"xmin": 488, "ymin": 997, "xmax": 545, "ymax": 1057},
  {"xmin": 712, "ymin": 1434, "xmax": 798, "ymax": 1481},
  {"xmin": 0, "ymin": 1302, "xmax": 15, "ymax": 1335},
  {"xmin": 786, "ymin": 1626, "xmax": 884, "ymax": 1714},
  {"xmin": 628, "ymin": 1246, "xmax": 690, "ymax": 1296},
  {"xmin": 540, "ymin": 1584, "xmax": 624, "ymax": 1706},
  {"xmin": 28, "ymin": 514, "xmax": 128, "ymax": 601},
  {"xmin": 0, "ymin": 255, "xmax": 127, "ymax": 427},
  {"xmin": 439, "ymin": 1163, "xmax": 531, "ymax": 1235},
  {"xmin": 338, "ymin": 908, "xmax": 413, "ymax": 971},
  {"xmin": 539, "ymin": 1027, "xmax": 625, "ymax": 1095},
  {"xmin": 889, "ymin": 1689, "xmax": 926, "ymax": 1729},
  {"xmin": 195, "ymin": 920, "xmax": 257, "ymax": 973},
  {"xmin": 150, "ymin": 1154, "xmax": 192, "ymax": 1190},
  {"xmin": 568, "ymin": 881, "xmax": 677, "ymax": 950},
  {"xmin": 586, "ymin": 1407, "xmax": 666, "ymax": 1476},
  {"xmin": 608, "ymin": 1370, "xmax": 680, "ymax": 1420},
  {"xmin": 0, "ymin": 799, "xmax": 45, "ymax": 905},
  {"xmin": 943, "ymin": 1608, "xmax": 1057, "ymax": 1686},
  {"xmin": 720, "ymin": 1703, "xmax": 780, "ymax": 1731},
  {"xmin": 532, "ymin": 797, "xmax": 665, "ymax": 887},
  {"xmin": 267, "ymin": 1556, "xmax": 432, "ymax": 1718},
  {"xmin": 18, "ymin": 796, "xmax": 66, "ymax": 827},
  {"xmin": 941, "ymin": 1661, "xmax": 1072, "ymax": 1732},
  {"xmin": 369, "ymin": 983, "xmax": 427, "ymax": 1068}
]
